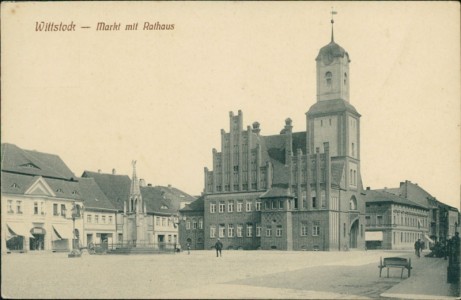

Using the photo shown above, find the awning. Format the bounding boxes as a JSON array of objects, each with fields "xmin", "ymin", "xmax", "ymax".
[
  {"xmin": 7, "ymin": 223, "xmax": 34, "ymax": 239},
  {"xmin": 424, "ymin": 234, "xmax": 435, "ymax": 243},
  {"xmin": 365, "ymin": 231, "xmax": 383, "ymax": 241},
  {"xmin": 52, "ymin": 224, "xmax": 73, "ymax": 240}
]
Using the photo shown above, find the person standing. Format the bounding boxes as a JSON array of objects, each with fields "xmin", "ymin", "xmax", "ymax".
[
  {"xmin": 414, "ymin": 239, "xmax": 421, "ymax": 257},
  {"xmin": 187, "ymin": 242, "xmax": 191, "ymax": 255},
  {"xmin": 215, "ymin": 238, "xmax": 223, "ymax": 257}
]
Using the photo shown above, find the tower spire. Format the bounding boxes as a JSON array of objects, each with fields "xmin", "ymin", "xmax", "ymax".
[
  {"xmin": 330, "ymin": 8, "xmax": 337, "ymax": 42},
  {"xmin": 130, "ymin": 160, "xmax": 140, "ymax": 195}
]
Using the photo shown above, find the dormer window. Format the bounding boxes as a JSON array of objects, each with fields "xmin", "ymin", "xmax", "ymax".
[
  {"xmin": 11, "ymin": 183, "xmax": 19, "ymax": 188},
  {"xmin": 72, "ymin": 190, "xmax": 79, "ymax": 195},
  {"xmin": 325, "ymin": 72, "xmax": 332, "ymax": 87},
  {"xmin": 161, "ymin": 205, "xmax": 168, "ymax": 209},
  {"xmin": 20, "ymin": 163, "xmax": 40, "ymax": 169},
  {"xmin": 56, "ymin": 188, "xmax": 64, "ymax": 193}
]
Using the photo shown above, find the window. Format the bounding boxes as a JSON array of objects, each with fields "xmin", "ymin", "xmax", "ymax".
[
  {"xmin": 350, "ymin": 197, "xmax": 357, "ymax": 210},
  {"xmin": 210, "ymin": 203, "xmax": 216, "ymax": 213},
  {"xmin": 60, "ymin": 204, "xmax": 66, "ymax": 217},
  {"xmin": 34, "ymin": 202, "xmax": 39, "ymax": 215},
  {"xmin": 7, "ymin": 200, "xmax": 13, "ymax": 213},
  {"xmin": 219, "ymin": 224, "xmax": 225, "ymax": 238},
  {"xmin": 199, "ymin": 218, "xmax": 203, "ymax": 229},
  {"xmin": 162, "ymin": 218, "xmax": 166, "ymax": 226},
  {"xmin": 228, "ymin": 201, "xmax": 234, "ymax": 212},
  {"xmin": 301, "ymin": 222, "xmax": 308, "ymax": 236},
  {"xmin": 237, "ymin": 201, "xmax": 243, "ymax": 212},
  {"xmin": 265, "ymin": 201, "xmax": 270, "ymax": 210},
  {"xmin": 109, "ymin": 216, "xmax": 113, "ymax": 224},
  {"xmin": 228, "ymin": 224, "xmax": 234, "ymax": 237},
  {"xmin": 237, "ymin": 224, "xmax": 243, "ymax": 237},
  {"xmin": 276, "ymin": 225, "xmax": 282, "ymax": 237},
  {"xmin": 256, "ymin": 201, "xmax": 261, "ymax": 211},
  {"xmin": 266, "ymin": 226, "xmax": 272, "ymax": 237},
  {"xmin": 312, "ymin": 197, "xmax": 317, "ymax": 208},
  {"xmin": 246, "ymin": 224, "xmax": 253, "ymax": 237},
  {"xmin": 40, "ymin": 202, "xmax": 45, "ymax": 215},
  {"xmin": 102, "ymin": 216, "xmax": 106, "ymax": 224},
  {"xmin": 279, "ymin": 200, "xmax": 283, "ymax": 209},
  {"xmin": 271, "ymin": 201, "xmax": 276, "ymax": 210},
  {"xmin": 219, "ymin": 202, "xmax": 225, "ymax": 213},
  {"xmin": 351, "ymin": 143, "xmax": 355, "ymax": 157},
  {"xmin": 246, "ymin": 201, "xmax": 252, "ymax": 212},
  {"xmin": 95, "ymin": 215, "xmax": 99, "ymax": 224},
  {"xmin": 325, "ymin": 72, "xmax": 332, "ymax": 87},
  {"xmin": 53, "ymin": 203, "xmax": 58, "ymax": 216},
  {"xmin": 313, "ymin": 221, "xmax": 320, "ymax": 236},
  {"xmin": 365, "ymin": 216, "xmax": 371, "ymax": 225},
  {"xmin": 377, "ymin": 216, "xmax": 383, "ymax": 226},
  {"xmin": 87, "ymin": 215, "xmax": 92, "ymax": 223},
  {"xmin": 344, "ymin": 72, "xmax": 347, "ymax": 85},
  {"xmin": 193, "ymin": 219, "xmax": 198, "ymax": 229},
  {"xmin": 16, "ymin": 201, "xmax": 22, "ymax": 214},
  {"xmin": 156, "ymin": 217, "xmax": 160, "ymax": 226},
  {"xmin": 185, "ymin": 220, "xmax": 190, "ymax": 229},
  {"xmin": 210, "ymin": 226, "xmax": 216, "ymax": 238}
]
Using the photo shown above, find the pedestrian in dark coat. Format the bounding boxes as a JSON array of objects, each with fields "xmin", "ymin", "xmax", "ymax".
[
  {"xmin": 414, "ymin": 239, "xmax": 421, "ymax": 257},
  {"xmin": 215, "ymin": 238, "xmax": 223, "ymax": 257}
]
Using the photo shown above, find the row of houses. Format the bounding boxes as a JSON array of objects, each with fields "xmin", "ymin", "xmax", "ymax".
[{"xmin": 1, "ymin": 143, "xmax": 195, "ymax": 253}]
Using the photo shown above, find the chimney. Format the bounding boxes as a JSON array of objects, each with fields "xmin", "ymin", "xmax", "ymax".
[
  {"xmin": 168, "ymin": 184, "xmax": 172, "ymax": 189},
  {"xmin": 366, "ymin": 187, "xmax": 370, "ymax": 190},
  {"xmin": 147, "ymin": 183, "xmax": 152, "ymax": 187},
  {"xmin": 139, "ymin": 179, "xmax": 146, "ymax": 187},
  {"xmin": 98, "ymin": 169, "xmax": 101, "ymax": 174},
  {"xmin": 112, "ymin": 168, "xmax": 116, "ymax": 175}
]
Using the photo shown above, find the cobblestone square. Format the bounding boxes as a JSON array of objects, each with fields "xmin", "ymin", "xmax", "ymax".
[{"xmin": 2, "ymin": 250, "xmax": 419, "ymax": 299}]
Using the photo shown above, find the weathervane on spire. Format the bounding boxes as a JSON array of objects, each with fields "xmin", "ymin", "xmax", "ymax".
[{"xmin": 330, "ymin": 8, "xmax": 337, "ymax": 42}]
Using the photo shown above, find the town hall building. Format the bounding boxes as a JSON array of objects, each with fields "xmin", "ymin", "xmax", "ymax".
[{"xmin": 180, "ymin": 20, "xmax": 366, "ymax": 251}]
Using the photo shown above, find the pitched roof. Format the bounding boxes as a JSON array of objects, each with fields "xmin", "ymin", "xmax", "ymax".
[
  {"xmin": 78, "ymin": 177, "xmax": 116, "ymax": 211},
  {"xmin": 316, "ymin": 41, "xmax": 350, "ymax": 62},
  {"xmin": 1, "ymin": 143, "xmax": 76, "ymax": 180},
  {"xmin": 364, "ymin": 189, "xmax": 428, "ymax": 210},
  {"xmin": 141, "ymin": 186, "xmax": 177, "ymax": 215},
  {"xmin": 180, "ymin": 196, "xmax": 204, "ymax": 212},
  {"xmin": 155, "ymin": 185, "xmax": 196, "ymax": 204},
  {"xmin": 307, "ymin": 99, "xmax": 360, "ymax": 117},
  {"xmin": 259, "ymin": 186, "xmax": 295, "ymax": 199},
  {"xmin": 82, "ymin": 171, "xmax": 131, "ymax": 210},
  {"xmin": 1, "ymin": 171, "xmax": 82, "ymax": 201}
]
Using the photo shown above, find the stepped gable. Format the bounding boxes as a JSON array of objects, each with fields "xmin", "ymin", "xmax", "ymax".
[{"xmin": 1, "ymin": 143, "xmax": 76, "ymax": 180}]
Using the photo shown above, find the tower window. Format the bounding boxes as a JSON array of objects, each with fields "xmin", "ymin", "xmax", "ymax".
[
  {"xmin": 344, "ymin": 72, "xmax": 347, "ymax": 85},
  {"xmin": 325, "ymin": 72, "xmax": 332, "ymax": 87}
]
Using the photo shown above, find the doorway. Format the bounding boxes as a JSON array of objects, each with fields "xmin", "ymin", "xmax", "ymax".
[
  {"xmin": 349, "ymin": 219, "xmax": 359, "ymax": 249},
  {"xmin": 30, "ymin": 234, "xmax": 45, "ymax": 250}
]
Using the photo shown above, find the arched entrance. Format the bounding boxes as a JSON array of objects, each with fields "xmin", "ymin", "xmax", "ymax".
[{"xmin": 349, "ymin": 219, "xmax": 359, "ymax": 249}]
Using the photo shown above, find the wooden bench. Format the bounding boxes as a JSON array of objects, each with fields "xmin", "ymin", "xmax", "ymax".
[{"xmin": 378, "ymin": 257, "xmax": 412, "ymax": 278}]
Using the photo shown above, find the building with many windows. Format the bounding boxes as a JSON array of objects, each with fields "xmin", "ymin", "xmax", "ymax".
[
  {"xmin": 1, "ymin": 143, "xmax": 84, "ymax": 253},
  {"xmin": 180, "ymin": 20, "xmax": 366, "ymax": 251},
  {"xmin": 364, "ymin": 188, "xmax": 429, "ymax": 250},
  {"xmin": 376, "ymin": 180, "xmax": 460, "ymax": 244}
]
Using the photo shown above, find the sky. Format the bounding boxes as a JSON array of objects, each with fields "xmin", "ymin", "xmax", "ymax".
[{"xmin": 1, "ymin": 2, "xmax": 460, "ymax": 209}]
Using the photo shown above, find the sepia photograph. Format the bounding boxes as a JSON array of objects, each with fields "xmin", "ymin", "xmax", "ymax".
[{"xmin": 1, "ymin": 1, "xmax": 460, "ymax": 299}]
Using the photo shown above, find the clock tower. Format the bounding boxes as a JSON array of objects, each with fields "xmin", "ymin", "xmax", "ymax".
[{"xmin": 316, "ymin": 18, "xmax": 350, "ymax": 103}]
